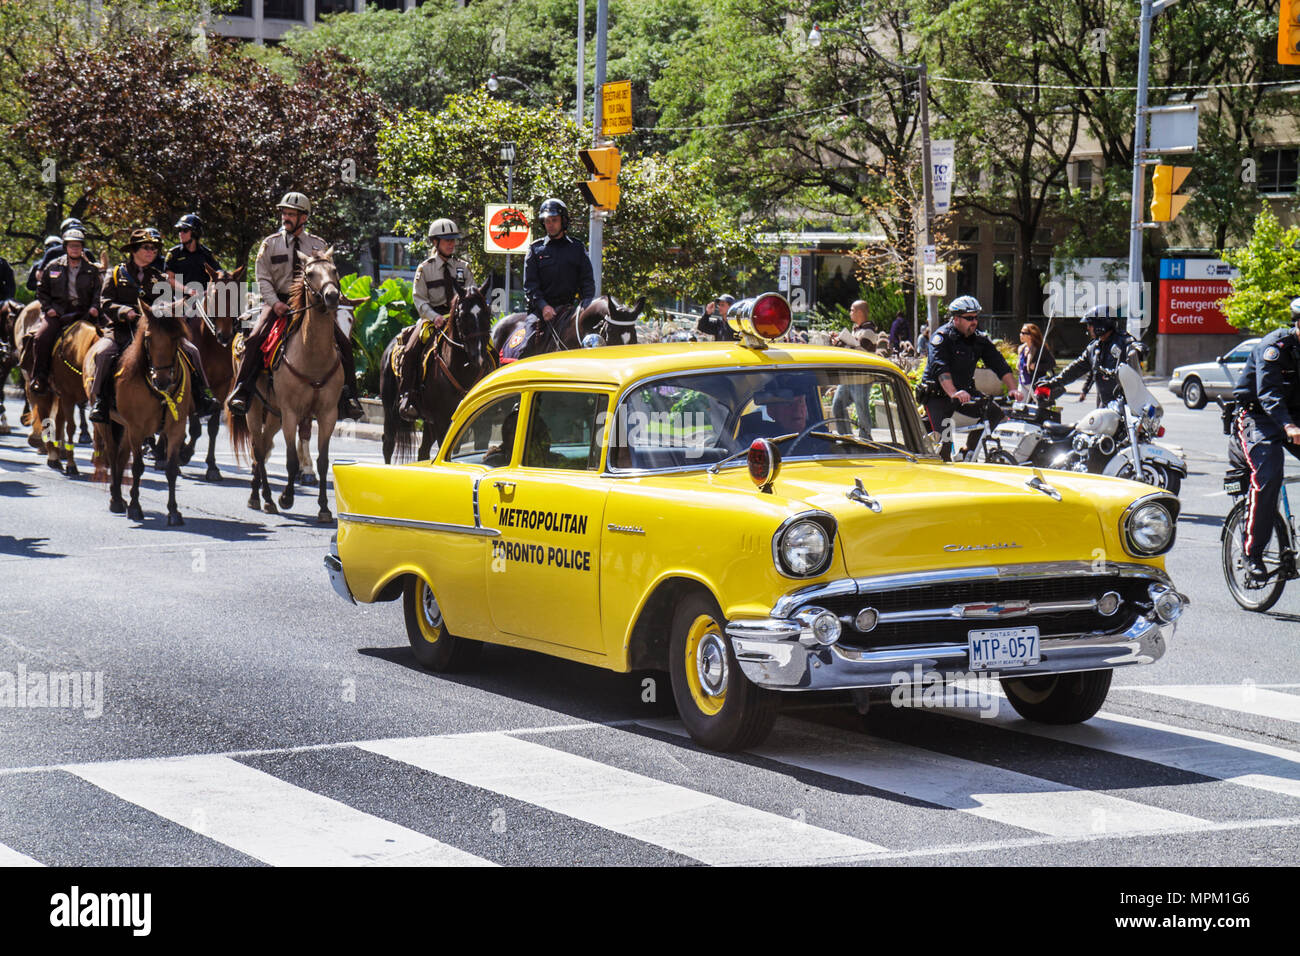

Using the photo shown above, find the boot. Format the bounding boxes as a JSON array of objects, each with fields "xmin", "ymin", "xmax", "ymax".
[
  {"xmin": 339, "ymin": 383, "xmax": 364, "ymax": 422},
  {"xmin": 226, "ymin": 352, "xmax": 261, "ymax": 416},
  {"xmin": 89, "ymin": 391, "xmax": 112, "ymax": 424},
  {"xmin": 396, "ymin": 332, "xmax": 424, "ymax": 422},
  {"xmin": 193, "ymin": 386, "xmax": 219, "ymax": 417},
  {"xmin": 88, "ymin": 357, "xmax": 114, "ymax": 424}
]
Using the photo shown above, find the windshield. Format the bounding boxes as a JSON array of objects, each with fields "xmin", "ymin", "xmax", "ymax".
[{"xmin": 608, "ymin": 365, "xmax": 928, "ymax": 472}]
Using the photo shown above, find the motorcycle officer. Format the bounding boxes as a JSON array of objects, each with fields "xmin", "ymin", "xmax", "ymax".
[
  {"xmin": 917, "ymin": 295, "xmax": 1021, "ymax": 461},
  {"xmin": 1041, "ymin": 304, "xmax": 1139, "ymax": 409},
  {"xmin": 1230, "ymin": 299, "xmax": 1300, "ymax": 586}
]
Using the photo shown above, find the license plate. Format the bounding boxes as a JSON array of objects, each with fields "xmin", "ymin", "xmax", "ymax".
[{"xmin": 968, "ymin": 626, "xmax": 1040, "ymax": 670}]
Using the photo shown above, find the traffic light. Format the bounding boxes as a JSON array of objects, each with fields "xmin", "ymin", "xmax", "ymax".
[
  {"xmin": 1280, "ymin": 1, "xmax": 1300, "ymax": 65},
  {"xmin": 578, "ymin": 146, "xmax": 621, "ymax": 211},
  {"xmin": 1150, "ymin": 164, "xmax": 1191, "ymax": 223}
]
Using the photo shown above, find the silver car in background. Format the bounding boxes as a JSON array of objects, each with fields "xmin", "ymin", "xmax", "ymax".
[{"xmin": 1168, "ymin": 338, "xmax": 1258, "ymax": 409}]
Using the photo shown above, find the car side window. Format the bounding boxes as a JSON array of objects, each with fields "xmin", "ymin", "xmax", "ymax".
[
  {"xmin": 445, "ymin": 393, "xmax": 522, "ymax": 466},
  {"xmin": 522, "ymin": 391, "xmax": 607, "ymax": 471}
]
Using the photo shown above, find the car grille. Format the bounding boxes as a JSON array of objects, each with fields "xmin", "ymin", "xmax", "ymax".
[{"xmin": 812, "ymin": 575, "xmax": 1150, "ymax": 651}]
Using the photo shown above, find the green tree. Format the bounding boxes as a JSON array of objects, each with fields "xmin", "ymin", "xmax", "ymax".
[{"xmin": 1220, "ymin": 206, "xmax": 1300, "ymax": 335}]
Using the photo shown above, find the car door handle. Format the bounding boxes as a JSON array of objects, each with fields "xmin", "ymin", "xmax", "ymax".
[{"xmin": 493, "ymin": 481, "xmax": 515, "ymax": 494}]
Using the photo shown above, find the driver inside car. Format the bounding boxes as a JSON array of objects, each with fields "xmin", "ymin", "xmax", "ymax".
[{"xmin": 736, "ymin": 383, "xmax": 812, "ymax": 444}]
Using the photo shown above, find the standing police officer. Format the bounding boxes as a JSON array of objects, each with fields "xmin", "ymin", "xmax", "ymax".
[
  {"xmin": 397, "ymin": 218, "xmax": 475, "ymax": 421},
  {"xmin": 917, "ymin": 295, "xmax": 1021, "ymax": 460},
  {"xmin": 518, "ymin": 198, "xmax": 594, "ymax": 354},
  {"xmin": 1041, "ymin": 304, "xmax": 1138, "ymax": 409},
  {"xmin": 1230, "ymin": 300, "xmax": 1300, "ymax": 585},
  {"xmin": 227, "ymin": 192, "xmax": 363, "ymax": 421},
  {"xmin": 29, "ymin": 226, "xmax": 101, "ymax": 395}
]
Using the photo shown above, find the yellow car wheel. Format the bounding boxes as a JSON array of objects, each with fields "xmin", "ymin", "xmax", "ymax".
[
  {"xmin": 1000, "ymin": 669, "xmax": 1111, "ymax": 724},
  {"xmin": 402, "ymin": 577, "xmax": 481, "ymax": 672},
  {"xmin": 668, "ymin": 592, "xmax": 777, "ymax": 751}
]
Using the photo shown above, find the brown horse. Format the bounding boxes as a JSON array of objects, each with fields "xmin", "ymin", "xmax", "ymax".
[
  {"xmin": 28, "ymin": 320, "xmax": 100, "ymax": 475},
  {"xmin": 489, "ymin": 293, "xmax": 644, "ymax": 359},
  {"xmin": 227, "ymin": 249, "xmax": 347, "ymax": 521},
  {"xmin": 11, "ymin": 302, "xmax": 46, "ymax": 450},
  {"xmin": 378, "ymin": 284, "xmax": 496, "ymax": 464},
  {"xmin": 0, "ymin": 298, "xmax": 27, "ymax": 436},
  {"xmin": 179, "ymin": 265, "xmax": 246, "ymax": 481},
  {"xmin": 83, "ymin": 302, "xmax": 195, "ymax": 524}
]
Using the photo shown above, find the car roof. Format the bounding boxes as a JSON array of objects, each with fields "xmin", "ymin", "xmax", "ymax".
[{"xmin": 469, "ymin": 343, "xmax": 902, "ymax": 399}]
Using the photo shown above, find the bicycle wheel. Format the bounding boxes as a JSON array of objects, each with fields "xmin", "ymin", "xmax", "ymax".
[{"xmin": 1222, "ymin": 499, "xmax": 1289, "ymax": 612}]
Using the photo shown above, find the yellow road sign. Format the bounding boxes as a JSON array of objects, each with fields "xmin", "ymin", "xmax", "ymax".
[{"xmin": 602, "ymin": 80, "xmax": 633, "ymax": 137}]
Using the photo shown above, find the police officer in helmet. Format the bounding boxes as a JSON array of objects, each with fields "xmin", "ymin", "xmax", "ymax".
[
  {"xmin": 513, "ymin": 197, "xmax": 594, "ymax": 357},
  {"xmin": 1229, "ymin": 298, "xmax": 1300, "ymax": 585},
  {"xmin": 397, "ymin": 217, "xmax": 475, "ymax": 421},
  {"xmin": 1041, "ymin": 304, "xmax": 1138, "ymax": 409},
  {"xmin": 917, "ymin": 295, "xmax": 1021, "ymax": 460},
  {"xmin": 165, "ymin": 213, "xmax": 225, "ymax": 342},
  {"xmin": 26, "ymin": 236, "xmax": 63, "ymax": 292},
  {"xmin": 28, "ymin": 226, "xmax": 101, "ymax": 396}
]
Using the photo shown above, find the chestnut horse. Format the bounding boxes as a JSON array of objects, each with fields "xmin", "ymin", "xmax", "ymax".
[
  {"xmin": 28, "ymin": 320, "xmax": 99, "ymax": 475},
  {"xmin": 489, "ymin": 293, "xmax": 644, "ymax": 359},
  {"xmin": 227, "ymin": 249, "xmax": 347, "ymax": 521},
  {"xmin": 83, "ymin": 302, "xmax": 195, "ymax": 524},
  {"xmin": 378, "ymin": 284, "xmax": 496, "ymax": 464},
  {"xmin": 1, "ymin": 299, "xmax": 29, "ymax": 437},
  {"xmin": 179, "ymin": 265, "xmax": 246, "ymax": 481}
]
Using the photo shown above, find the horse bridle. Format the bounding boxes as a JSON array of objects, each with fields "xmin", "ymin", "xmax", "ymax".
[
  {"xmin": 138, "ymin": 326, "xmax": 189, "ymax": 421},
  {"xmin": 432, "ymin": 293, "xmax": 495, "ymax": 394}
]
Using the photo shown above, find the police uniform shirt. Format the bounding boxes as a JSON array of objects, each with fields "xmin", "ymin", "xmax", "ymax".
[
  {"xmin": 922, "ymin": 320, "xmax": 1012, "ymax": 392},
  {"xmin": 100, "ymin": 260, "xmax": 166, "ymax": 329},
  {"xmin": 1054, "ymin": 331, "xmax": 1134, "ymax": 400},
  {"xmin": 1233, "ymin": 327, "xmax": 1300, "ymax": 438},
  {"xmin": 38, "ymin": 254, "xmax": 101, "ymax": 317},
  {"xmin": 413, "ymin": 254, "xmax": 474, "ymax": 322},
  {"xmin": 255, "ymin": 229, "xmax": 329, "ymax": 304},
  {"xmin": 165, "ymin": 242, "xmax": 222, "ymax": 291},
  {"xmin": 523, "ymin": 234, "xmax": 595, "ymax": 313}
]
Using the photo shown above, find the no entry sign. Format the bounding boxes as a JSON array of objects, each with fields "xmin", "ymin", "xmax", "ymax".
[{"xmin": 484, "ymin": 204, "xmax": 533, "ymax": 254}]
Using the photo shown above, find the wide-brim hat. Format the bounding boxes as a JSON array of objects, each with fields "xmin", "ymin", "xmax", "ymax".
[{"xmin": 123, "ymin": 227, "xmax": 163, "ymax": 251}]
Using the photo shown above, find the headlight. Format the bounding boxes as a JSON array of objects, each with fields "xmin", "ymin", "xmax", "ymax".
[
  {"xmin": 773, "ymin": 514, "xmax": 835, "ymax": 577},
  {"xmin": 1122, "ymin": 496, "xmax": 1177, "ymax": 556}
]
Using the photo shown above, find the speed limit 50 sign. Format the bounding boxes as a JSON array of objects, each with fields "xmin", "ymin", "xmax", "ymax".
[{"xmin": 922, "ymin": 264, "xmax": 947, "ymax": 297}]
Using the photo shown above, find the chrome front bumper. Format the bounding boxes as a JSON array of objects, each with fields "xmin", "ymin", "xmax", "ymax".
[{"xmin": 726, "ymin": 563, "xmax": 1186, "ymax": 691}]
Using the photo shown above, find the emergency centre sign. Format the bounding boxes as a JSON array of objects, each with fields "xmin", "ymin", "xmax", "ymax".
[
  {"xmin": 1158, "ymin": 258, "xmax": 1239, "ymax": 335},
  {"xmin": 484, "ymin": 204, "xmax": 533, "ymax": 254}
]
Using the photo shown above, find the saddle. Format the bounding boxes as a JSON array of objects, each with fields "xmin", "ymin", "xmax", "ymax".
[{"xmin": 500, "ymin": 306, "xmax": 575, "ymax": 365}]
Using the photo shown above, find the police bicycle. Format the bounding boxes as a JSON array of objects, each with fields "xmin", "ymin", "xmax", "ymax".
[{"xmin": 1218, "ymin": 400, "xmax": 1300, "ymax": 612}]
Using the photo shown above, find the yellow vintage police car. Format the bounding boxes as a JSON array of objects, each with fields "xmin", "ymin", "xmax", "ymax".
[{"xmin": 326, "ymin": 295, "xmax": 1186, "ymax": 751}]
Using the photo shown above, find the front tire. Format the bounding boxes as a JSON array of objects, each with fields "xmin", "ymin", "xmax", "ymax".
[
  {"xmin": 403, "ymin": 577, "xmax": 482, "ymax": 672},
  {"xmin": 668, "ymin": 592, "xmax": 777, "ymax": 751},
  {"xmin": 1001, "ymin": 669, "xmax": 1112, "ymax": 723},
  {"xmin": 1181, "ymin": 377, "xmax": 1207, "ymax": 409},
  {"xmin": 1222, "ymin": 500, "xmax": 1289, "ymax": 612}
]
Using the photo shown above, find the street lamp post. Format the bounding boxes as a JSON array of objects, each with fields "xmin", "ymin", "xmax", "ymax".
[
  {"xmin": 486, "ymin": 73, "xmax": 546, "ymax": 104},
  {"xmin": 808, "ymin": 24, "xmax": 936, "ymax": 341},
  {"xmin": 500, "ymin": 142, "xmax": 517, "ymax": 313}
]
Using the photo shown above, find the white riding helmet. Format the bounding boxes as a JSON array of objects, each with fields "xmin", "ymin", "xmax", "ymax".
[
  {"xmin": 277, "ymin": 192, "xmax": 311, "ymax": 214},
  {"xmin": 61, "ymin": 227, "xmax": 86, "ymax": 244},
  {"xmin": 427, "ymin": 218, "xmax": 462, "ymax": 240}
]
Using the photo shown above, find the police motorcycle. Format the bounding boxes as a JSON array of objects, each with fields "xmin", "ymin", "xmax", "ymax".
[{"xmin": 985, "ymin": 363, "xmax": 1186, "ymax": 495}]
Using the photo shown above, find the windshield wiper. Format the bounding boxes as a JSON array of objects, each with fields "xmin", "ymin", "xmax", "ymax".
[
  {"xmin": 706, "ymin": 433, "xmax": 799, "ymax": 475},
  {"xmin": 807, "ymin": 431, "xmax": 918, "ymax": 462}
]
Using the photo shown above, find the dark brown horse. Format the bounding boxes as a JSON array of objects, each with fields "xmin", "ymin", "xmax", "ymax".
[
  {"xmin": 489, "ymin": 293, "xmax": 644, "ymax": 359},
  {"xmin": 179, "ymin": 265, "xmax": 246, "ymax": 481},
  {"xmin": 0, "ymin": 299, "xmax": 25, "ymax": 436},
  {"xmin": 379, "ymin": 284, "xmax": 496, "ymax": 463},
  {"xmin": 83, "ymin": 302, "xmax": 195, "ymax": 524}
]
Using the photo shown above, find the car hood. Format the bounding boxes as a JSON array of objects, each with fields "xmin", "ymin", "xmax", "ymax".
[{"xmin": 702, "ymin": 458, "xmax": 1112, "ymax": 578}]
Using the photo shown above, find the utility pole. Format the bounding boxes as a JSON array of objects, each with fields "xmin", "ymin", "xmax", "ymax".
[
  {"xmin": 918, "ymin": 62, "xmax": 936, "ymax": 343},
  {"xmin": 576, "ymin": 0, "xmax": 585, "ymax": 128},
  {"xmin": 1127, "ymin": 0, "xmax": 1182, "ymax": 340},
  {"xmin": 588, "ymin": 0, "xmax": 608, "ymax": 296}
]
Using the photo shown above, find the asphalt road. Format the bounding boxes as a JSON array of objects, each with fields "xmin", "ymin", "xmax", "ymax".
[{"xmin": 0, "ymin": 380, "xmax": 1297, "ymax": 868}]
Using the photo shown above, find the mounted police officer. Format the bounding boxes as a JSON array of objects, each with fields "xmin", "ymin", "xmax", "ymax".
[
  {"xmin": 227, "ymin": 192, "xmax": 363, "ymax": 420},
  {"xmin": 397, "ymin": 218, "xmax": 474, "ymax": 422},
  {"xmin": 1041, "ymin": 304, "xmax": 1138, "ymax": 410},
  {"xmin": 1229, "ymin": 300, "xmax": 1300, "ymax": 586},
  {"xmin": 26, "ymin": 236, "xmax": 63, "ymax": 292},
  {"xmin": 89, "ymin": 228, "xmax": 220, "ymax": 423},
  {"xmin": 518, "ymin": 197, "xmax": 594, "ymax": 354},
  {"xmin": 917, "ymin": 295, "xmax": 1021, "ymax": 460},
  {"xmin": 164, "ymin": 213, "xmax": 224, "ymax": 342},
  {"xmin": 28, "ymin": 226, "xmax": 101, "ymax": 395}
]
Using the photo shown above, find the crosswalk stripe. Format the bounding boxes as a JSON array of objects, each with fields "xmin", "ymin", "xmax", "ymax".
[
  {"xmin": 1129, "ymin": 685, "xmax": 1300, "ymax": 724},
  {"xmin": 0, "ymin": 841, "xmax": 43, "ymax": 867},
  {"xmin": 945, "ymin": 701, "xmax": 1300, "ymax": 800},
  {"xmin": 359, "ymin": 732, "xmax": 888, "ymax": 865},
  {"xmin": 66, "ymin": 754, "xmax": 494, "ymax": 867},
  {"xmin": 639, "ymin": 717, "xmax": 1207, "ymax": 838}
]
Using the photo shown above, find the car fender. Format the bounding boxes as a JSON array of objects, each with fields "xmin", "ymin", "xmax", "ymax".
[{"xmin": 1101, "ymin": 443, "xmax": 1187, "ymax": 477}]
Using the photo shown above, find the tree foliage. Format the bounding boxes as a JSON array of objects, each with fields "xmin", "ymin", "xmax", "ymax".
[{"xmin": 1219, "ymin": 206, "xmax": 1300, "ymax": 335}]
